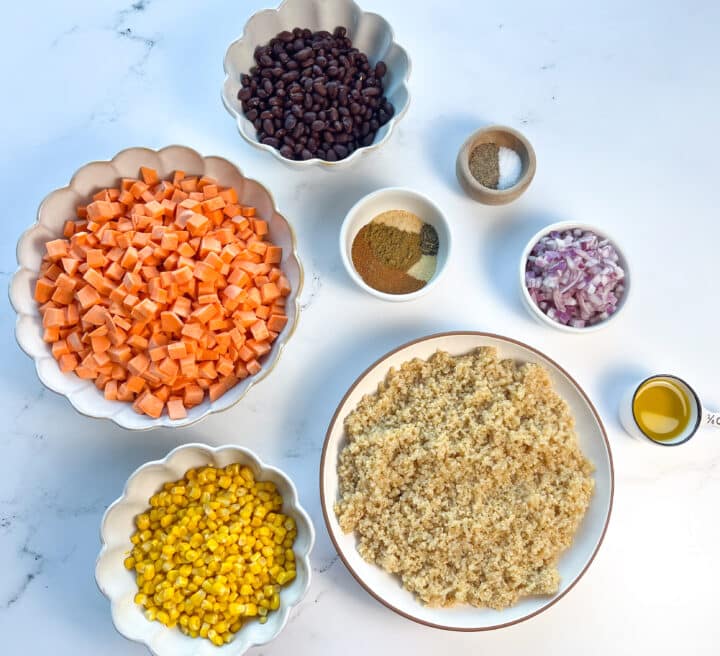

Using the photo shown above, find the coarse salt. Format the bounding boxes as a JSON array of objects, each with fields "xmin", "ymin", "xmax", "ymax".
[{"xmin": 497, "ymin": 147, "xmax": 523, "ymax": 190}]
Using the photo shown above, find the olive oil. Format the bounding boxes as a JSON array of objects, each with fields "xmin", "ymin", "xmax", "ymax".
[{"xmin": 633, "ymin": 377, "xmax": 691, "ymax": 441}]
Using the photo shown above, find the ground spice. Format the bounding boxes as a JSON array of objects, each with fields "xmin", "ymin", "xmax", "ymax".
[
  {"xmin": 420, "ymin": 224, "xmax": 439, "ymax": 256},
  {"xmin": 469, "ymin": 142, "xmax": 500, "ymax": 188},
  {"xmin": 352, "ymin": 224, "xmax": 426, "ymax": 295},
  {"xmin": 365, "ymin": 222, "xmax": 421, "ymax": 270},
  {"xmin": 373, "ymin": 209, "xmax": 423, "ymax": 233}
]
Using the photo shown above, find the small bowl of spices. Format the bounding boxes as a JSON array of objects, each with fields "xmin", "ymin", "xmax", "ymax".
[
  {"xmin": 340, "ymin": 188, "xmax": 451, "ymax": 301},
  {"xmin": 456, "ymin": 125, "xmax": 536, "ymax": 204}
]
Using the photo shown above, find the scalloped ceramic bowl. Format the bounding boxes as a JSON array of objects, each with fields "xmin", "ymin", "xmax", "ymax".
[
  {"xmin": 222, "ymin": 0, "xmax": 411, "ymax": 169},
  {"xmin": 96, "ymin": 443, "xmax": 315, "ymax": 656},
  {"xmin": 9, "ymin": 146, "xmax": 302, "ymax": 430}
]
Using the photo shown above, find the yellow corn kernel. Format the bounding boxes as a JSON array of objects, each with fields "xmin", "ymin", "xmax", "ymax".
[
  {"xmin": 276, "ymin": 570, "xmax": 295, "ymax": 585},
  {"xmin": 128, "ymin": 463, "xmax": 297, "ymax": 646}
]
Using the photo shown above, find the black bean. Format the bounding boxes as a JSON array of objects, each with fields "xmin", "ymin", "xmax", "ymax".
[
  {"xmin": 294, "ymin": 47, "xmax": 313, "ymax": 61},
  {"xmin": 238, "ymin": 25, "xmax": 394, "ymax": 160}
]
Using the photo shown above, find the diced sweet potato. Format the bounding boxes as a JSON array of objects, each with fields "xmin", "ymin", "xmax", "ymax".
[{"xmin": 34, "ymin": 167, "xmax": 289, "ymax": 419}]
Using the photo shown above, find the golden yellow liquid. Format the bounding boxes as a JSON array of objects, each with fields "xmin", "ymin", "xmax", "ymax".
[{"xmin": 633, "ymin": 377, "xmax": 691, "ymax": 441}]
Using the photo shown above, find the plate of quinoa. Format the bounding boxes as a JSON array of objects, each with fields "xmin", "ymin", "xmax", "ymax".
[{"xmin": 320, "ymin": 332, "xmax": 613, "ymax": 631}]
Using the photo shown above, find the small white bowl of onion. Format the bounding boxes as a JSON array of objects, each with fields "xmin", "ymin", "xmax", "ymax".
[{"xmin": 519, "ymin": 222, "xmax": 630, "ymax": 333}]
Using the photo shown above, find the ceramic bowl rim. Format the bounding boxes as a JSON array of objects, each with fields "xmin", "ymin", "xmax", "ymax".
[
  {"xmin": 96, "ymin": 442, "xmax": 315, "ymax": 654},
  {"xmin": 8, "ymin": 145, "xmax": 303, "ymax": 429},
  {"xmin": 518, "ymin": 220, "xmax": 631, "ymax": 333},
  {"xmin": 221, "ymin": 0, "xmax": 412, "ymax": 169}
]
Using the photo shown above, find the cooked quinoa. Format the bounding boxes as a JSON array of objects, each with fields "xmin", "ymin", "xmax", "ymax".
[{"xmin": 334, "ymin": 348, "xmax": 594, "ymax": 609}]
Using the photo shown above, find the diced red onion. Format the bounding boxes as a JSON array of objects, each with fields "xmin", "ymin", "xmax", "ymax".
[{"xmin": 525, "ymin": 229, "xmax": 625, "ymax": 328}]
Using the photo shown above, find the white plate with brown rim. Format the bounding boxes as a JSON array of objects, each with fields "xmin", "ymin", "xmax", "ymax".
[{"xmin": 319, "ymin": 331, "xmax": 613, "ymax": 631}]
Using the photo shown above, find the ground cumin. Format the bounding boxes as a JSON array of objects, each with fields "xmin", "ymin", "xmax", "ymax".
[
  {"xmin": 364, "ymin": 222, "xmax": 421, "ymax": 270},
  {"xmin": 351, "ymin": 224, "xmax": 425, "ymax": 295}
]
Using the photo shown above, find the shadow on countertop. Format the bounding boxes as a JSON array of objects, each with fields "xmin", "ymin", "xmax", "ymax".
[{"xmin": 480, "ymin": 210, "xmax": 562, "ymax": 320}]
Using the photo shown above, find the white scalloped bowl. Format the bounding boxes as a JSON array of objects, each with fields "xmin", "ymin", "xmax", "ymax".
[
  {"xmin": 9, "ymin": 146, "xmax": 302, "ymax": 430},
  {"xmin": 222, "ymin": 0, "xmax": 411, "ymax": 169},
  {"xmin": 96, "ymin": 443, "xmax": 315, "ymax": 656}
]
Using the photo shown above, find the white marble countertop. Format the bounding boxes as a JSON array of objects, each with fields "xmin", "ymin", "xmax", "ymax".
[{"xmin": 2, "ymin": 0, "xmax": 719, "ymax": 653}]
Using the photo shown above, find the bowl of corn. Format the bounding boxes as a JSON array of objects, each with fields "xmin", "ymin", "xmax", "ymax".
[{"xmin": 95, "ymin": 443, "xmax": 314, "ymax": 655}]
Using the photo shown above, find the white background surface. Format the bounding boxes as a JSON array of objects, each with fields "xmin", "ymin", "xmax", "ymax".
[{"xmin": 1, "ymin": 1, "xmax": 718, "ymax": 654}]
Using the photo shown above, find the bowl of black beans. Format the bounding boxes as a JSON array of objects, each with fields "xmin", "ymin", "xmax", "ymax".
[{"xmin": 222, "ymin": 0, "xmax": 411, "ymax": 167}]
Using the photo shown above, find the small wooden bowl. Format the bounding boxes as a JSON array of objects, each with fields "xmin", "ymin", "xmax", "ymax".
[{"xmin": 456, "ymin": 125, "xmax": 536, "ymax": 205}]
